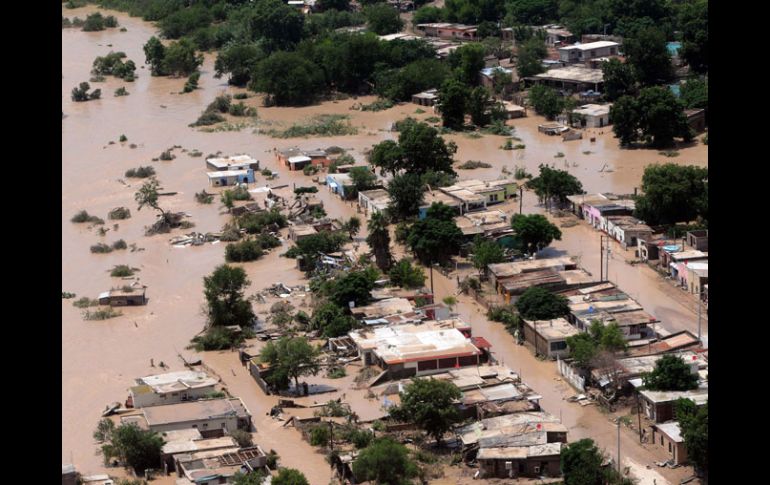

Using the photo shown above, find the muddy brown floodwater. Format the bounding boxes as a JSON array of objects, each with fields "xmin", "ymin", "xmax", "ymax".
[{"xmin": 63, "ymin": 5, "xmax": 706, "ymax": 482}]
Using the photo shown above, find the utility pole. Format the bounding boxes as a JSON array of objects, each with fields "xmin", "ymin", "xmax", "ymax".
[
  {"xmin": 636, "ymin": 395, "xmax": 643, "ymax": 443},
  {"xmin": 617, "ymin": 422, "xmax": 621, "ymax": 474},
  {"xmin": 430, "ymin": 260, "xmax": 434, "ymax": 295},
  {"xmin": 697, "ymin": 296, "xmax": 702, "ymax": 341},
  {"xmin": 519, "ymin": 185, "xmax": 523, "ymax": 214}
]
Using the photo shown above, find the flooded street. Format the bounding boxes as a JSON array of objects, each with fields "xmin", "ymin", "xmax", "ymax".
[{"xmin": 63, "ymin": 5, "xmax": 706, "ymax": 481}]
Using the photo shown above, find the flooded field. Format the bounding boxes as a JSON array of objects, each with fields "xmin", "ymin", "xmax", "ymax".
[{"xmin": 62, "ymin": 5, "xmax": 706, "ymax": 481}]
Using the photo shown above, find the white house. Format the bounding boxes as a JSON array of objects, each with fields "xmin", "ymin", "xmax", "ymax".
[
  {"xmin": 572, "ymin": 104, "xmax": 611, "ymax": 128},
  {"xmin": 128, "ymin": 370, "xmax": 218, "ymax": 408},
  {"xmin": 558, "ymin": 41, "xmax": 619, "ymax": 63}
]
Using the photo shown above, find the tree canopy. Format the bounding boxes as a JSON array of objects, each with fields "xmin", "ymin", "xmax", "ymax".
[
  {"xmin": 203, "ymin": 265, "xmax": 256, "ymax": 327},
  {"xmin": 260, "ymin": 336, "xmax": 321, "ymax": 393},
  {"xmin": 601, "ymin": 58, "xmax": 636, "ymax": 101},
  {"xmin": 561, "ymin": 438, "xmax": 605, "ymax": 485},
  {"xmin": 642, "ymin": 354, "xmax": 699, "ymax": 391},
  {"xmin": 366, "ymin": 211, "xmax": 393, "ymax": 271},
  {"xmin": 566, "ymin": 320, "xmax": 628, "ymax": 369},
  {"xmin": 99, "ymin": 423, "xmax": 164, "ymax": 475},
  {"xmin": 390, "ymin": 378, "xmax": 463, "ymax": 444},
  {"xmin": 251, "ymin": 51, "xmax": 325, "ymax": 106},
  {"xmin": 515, "ymin": 286, "xmax": 569, "ymax": 320},
  {"xmin": 634, "ymin": 163, "xmax": 708, "ymax": 226},
  {"xmin": 311, "ymin": 301, "xmax": 357, "ymax": 338},
  {"xmin": 623, "ymin": 26, "xmax": 673, "ymax": 87},
  {"xmin": 388, "ymin": 258, "xmax": 427, "ymax": 289},
  {"xmin": 370, "ymin": 120, "xmax": 457, "ymax": 176},
  {"xmin": 516, "ymin": 36, "xmax": 547, "ymax": 79},
  {"xmin": 365, "ymin": 3, "xmax": 405, "ymax": 35},
  {"xmin": 387, "ymin": 173, "xmax": 425, "ymax": 221},
  {"xmin": 437, "ymin": 78, "xmax": 469, "ymax": 130},
  {"xmin": 510, "ymin": 213, "xmax": 562, "ymax": 255},
  {"xmin": 352, "ymin": 437, "xmax": 419, "ymax": 484},
  {"xmin": 271, "ymin": 468, "xmax": 310, "ymax": 485},
  {"xmin": 528, "ymin": 84, "xmax": 564, "ymax": 120},
  {"xmin": 447, "ymin": 42, "xmax": 485, "ymax": 86},
  {"xmin": 330, "ymin": 270, "xmax": 376, "ymax": 308},
  {"xmin": 526, "ymin": 164, "xmax": 584, "ymax": 208},
  {"xmin": 471, "ymin": 236, "xmax": 505, "ymax": 277},
  {"xmin": 675, "ymin": 398, "xmax": 708, "ymax": 476},
  {"xmin": 406, "ymin": 203, "xmax": 463, "ymax": 265}
]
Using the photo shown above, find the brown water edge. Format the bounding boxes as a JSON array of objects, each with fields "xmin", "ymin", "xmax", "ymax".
[{"xmin": 62, "ymin": 4, "xmax": 706, "ymax": 477}]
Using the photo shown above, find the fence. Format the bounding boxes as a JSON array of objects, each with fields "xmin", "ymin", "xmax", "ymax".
[{"xmin": 557, "ymin": 356, "xmax": 585, "ymax": 392}]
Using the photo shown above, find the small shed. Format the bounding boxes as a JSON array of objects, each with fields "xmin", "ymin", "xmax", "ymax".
[
  {"xmin": 99, "ymin": 287, "xmax": 147, "ymax": 306},
  {"xmin": 572, "ymin": 104, "xmax": 611, "ymax": 128},
  {"xmin": 412, "ymin": 89, "xmax": 439, "ymax": 107},
  {"xmin": 287, "ymin": 155, "xmax": 312, "ymax": 171}
]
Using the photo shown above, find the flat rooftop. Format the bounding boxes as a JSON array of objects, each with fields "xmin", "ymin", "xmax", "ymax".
[
  {"xmin": 138, "ymin": 371, "xmax": 217, "ymax": 394},
  {"xmin": 488, "ymin": 256, "xmax": 577, "ymax": 279},
  {"xmin": 655, "ymin": 422, "xmax": 683, "ymax": 442},
  {"xmin": 573, "ymin": 103, "xmax": 611, "ymax": 116},
  {"xmin": 207, "ymin": 170, "xmax": 249, "ymax": 178},
  {"xmin": 560, "ymin": 41, "xmax": 619, "ymax": 51},
  {"xmin": 349, "ymin": 321, "xmax": 480, "ymax": 364},
  {"xmin": 531, "ymin": 66, "xmax": 604, "ymax": 84},
  {"xmin": 523, "ymin": 318, "xmax": 579, "ymax": 340},
  {"xmin": 352, "ymin": 297, "xmax": 415, "ymax": 319},
  {"xmin": 143, "ymin": 398, "xmax": 250, "ymax": 427},
  {"xmin": 478, "ymin": 443, "xmax": 563, "ymax": 460},
  {"xmin": 422, "ymin": 190, "xmax": 462, "ymax": 207}
]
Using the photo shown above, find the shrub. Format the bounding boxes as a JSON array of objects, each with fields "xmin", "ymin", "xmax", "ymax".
[
  {"xmin": 109, "ymin": 207, "xmax": 131, "ymax": 220},
  {"xmin": 190, "ymin": 111, "xmax": 225, "ymax": 126},
  {"xmin": 327, "ymin": 367, "xmax": 347, "ymax": 379},
  {"xmin": 303, "ymin": 164, "xmax": 319, "ymax": 176},
  {"xmin": 112, "ymin": 239, "xmax": 128, "ymax": 250},
  {"xmin": 83, "ymin": 308, "xmax": 123, "ymax": 320},
  {"xmin": 159, "ymin": 150, "xmax": 175, "ymax": 161},
  {"xmin": 189, "ymin": 326, "xmax": 247, "ymax": 351},
  {"xmin": 225, "ymin": 239, "xmax": 264, "ymax": 262},
  {"xmin": 71, "ymin": 210, "xmax": 104, "ymax": 224},
  {"xmin": 125, "ymin": 166, "xmax": 156, "ymax": 178},
  {"xmin": 228, "ymin": 102, "xmax": 256, "ymax": 117},
  {"xmin": 458, "ymin": 160, "xmax": 492, "ymax": 170},
  {"xmin": 183, "ymin": 72, "xmax": 200, "ymax": 93},
  {"xmin": 195, "ymin": 191, "xmax": 214, "ymax": 204},
  {"xmin": 82, "ymin": 13, "xmax": 107, "ymax": 32},
  {"xmin": 229, "ymin": 429, "xmax": 253, "ymax": 448},
  {"xmin": 310, "ymin": 425, "xmax": 331, "ymax": 447},
  {"xmin": 265, "ymin": 115, "xmax": 358, "ymax": 139},
  {"xmin": 115, "ymin": 87, "xmax": 129, "ymax": 97},
  {"xmin": 73, "ymin": 297, "xmax": 100, "ymax": 308},
  {"xmin": 110, "ymin": 265, "xmax": 135, "ymax": 277},
  {"xmin": 62, "ymin": 292, "xmax": 77, "ymax": 299},
  {"xmin": 233, "ymin": 93, "xmax": 249, "ymax": 100}
]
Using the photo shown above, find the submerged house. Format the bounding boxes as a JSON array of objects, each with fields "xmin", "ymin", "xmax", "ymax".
[
  {"xmin": 122, "ymin": 398, "xmax": 253, "ymax": 437},
  {"xmin": 98, "ymin": 287, "xmax": 147, "ymax": 306},
  {"xmin": 206, "ymin": 169, "xmax": 255, "ymax": 187},
  {"xmin": 128, "ymin": 370, "xmax": 218, "ymax": 408}
]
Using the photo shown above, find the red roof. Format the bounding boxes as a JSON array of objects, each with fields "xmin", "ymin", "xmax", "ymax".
[{"xmin": 471, "ymin": 336, "xmax": 492, "ymax": 349}]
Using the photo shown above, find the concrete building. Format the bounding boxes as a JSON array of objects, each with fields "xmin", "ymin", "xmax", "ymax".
[
  {"xmin": 633, "ymin": 380, "xmax": 708, "ymax": 423},
  {"xmin": 502, "ymin": 101, "xmax": 527, "ymax": 119},
  {"xmin": 348, "ymin": 320, "xmax": 490, "ymax": 379},
  {"xmin": 127, "ymin": 398, "xmax": 252, "ymax": 437},
  {"xmin": 419, "ymin": 190, "xmax": 464, "ymax": 219},
  {"xmin": 571, "ymin": 103, "xmax": 611, "ymax": 128},
  {"xmin": 175, "ymin": 446, "xmax": 268, "ymax": 485},
  {"xmin": 358, "ymin": 189, "xmax": 390, "ymax": 214},
  {"xmin": 455, "ymin": 210, "xmax": 512, "ymax": 240},
  {"xmin": 412, "ymin": 88, "xmax": 439, "ymax": 107},
  {"xmin": 286, "ymin": 155, "xmax": 312, "ymax": 171},
  {"xmin": 206, "ymin": 169, "xmax": 255, "ymax": 187},
  {"xmin": 686, "ymin": 230, "xmax": 708, "ymax": 252},
  {"xmin": 651, "ymin": 422, "xmax": 688, "ymax": 466},
  {"xmin": 528, "ymin": 66, "xmax": 604, "ymax": 93},
  {"xmin": 98, "ymin": 287, "xmax": 147, "ymax": 306},
  {"xmin": 160, "ymin": 429, "xmax": 239, "ymax": 473},
  {"xmin": 206, "ymin": 154, "xmax": 259, "ymax": 172},
  {"xmin": 288, "ymin": 224, "xmax": 318, "ymax": 243},
  {"xmin": 522, "ymin": 318, "xmax": 580, "ymax": 359},
  {"xmin": 480, "ymin": 66, "xmax": 513, "ymax": 91},
  {"xmin": 565, "ymin": 193, "xmax": 636, "ymax": 231},
  {"xmin": 685, "ymin": 108, "xmax": 706, "ymax": 132},
  {"xmin": 558, "ymin": 41, "xmax": 620, "ymax": 63},
  {"xmin": 128, "ymin": 370, "xmax": 218, "ymax": 408},
  {"xmin": 326, "ymin": 173, "xmax": 353, "ymax": 199},
  {"xmin": 606, "ymin": 215, "xmax": 653, "ymax": 248}
]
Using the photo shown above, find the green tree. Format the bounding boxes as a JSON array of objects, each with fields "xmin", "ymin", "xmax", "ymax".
[
  {"xmin": 134, "ymin": 178, "xmax": 169, "ymax": 222},
  {"xmin": 677, "ymin": 0, "xmax": 708, "ymax": 74},
  {"xmin": 506, "ymin": 0, "xmax": 558, "ymax": 25},
  {"xmin": 159, "ymin": 4, "xmax": 212, "ymax": 39},
  {"xmin": 387, "ymin": 173, "xmax": 425, "ymax": 221},
  {"xmin": 83, "ymin": 12, "xmax": 107, "ymax": 31},
  {"xmin": 561, "ymin": 438, "xmax": 605, "ymax": 485},
  {"xmin": 528, "ymin": 84, "xmax": 564, "ymax": 120},
  {"xmin": 623, "ymin": 27, "xmax": 673, "ymax": 87},
  {"xmin": 250, "ymin": 0, "xmax": 306, "ymax": 52},
  {"xmin": 251, "ymin": 51, "xmax": 325, "ymax": 106},
  {"xmin": 601, "ymin": 58, "xmax": 636, "ymax": 101},
  {"xmin": 143, "ymin": 36, "xmax": 167, "ymax": 76},
  {"xmin": 232, "ymin": 471, "xmax": 267, "ymax": 485},
  {"xmin": 331, "ymin": 270, "xmax": 375, "ymax": 308},
  {"xmin": 369, "ymin": 139, "xmax": 404, "ymax": 177},
  {"xmin": 93, "ymin": 418, "xmax": 116, "ymax": 443},
  {"xmin": 515, "ymin": 286, "xmax": 569, "ymax": 320},
  {"xmin": 406, "ymin": 203, "xmax": 463, "ymax": 265},
  {"xmin": 642, "ymin": 354, "xmax": 699, "ymax": 391},
  {"xmin": 448, "ymin": 42, "xmax": 485, "ymax": 86},
  {"xmin": 636, "ymin": 86, "xmax": 691, "ymax": 147},
  {"xmin": 71, "ymin": 82, "xmax": 93, "ymax": 102},
  {"xmin": 344, "ymin": 216, "xmax": 362, "ymax": 239},
  {"xmin": 468, "ymin": 86, "xmax": 492, "ymax": 127},
  {"xmin": 398, "ymin": 121, "xmax": 458, "ymax": 175},
  {"xmin": 598, "ymin": 322, "xmax": 627, "ymax": 353},
  {"xmin": 565, "ymin": 333, "xmax": 598, "ymax": 369},
  {"xmin": 352, "ymin": 437, "xmax": 418, "ymax": 484},
  {"xmin": 437, "ymin": 78, "xmax": 469, "ymax": 129},
  {"xmin": 318, "ymin": 0, "xmax": 351, "ymax": 11},
  {"xmin": 388, "ymin": 258, "xmax": 426, "ymax": 289},
  {"xmin": 516, "ymin": 36, "xmax": 547, "ymax": 79},
  {"xmin": 203, "ymin": 265, "xmax": 255, "ymax": 327},
  {"xmin": 679, "ymin": 78, "xmax": 708, "ymax": 112},
  {"xmin": 365, "ymin": 4, "xmax": 404, "ymax": 35},
  {"xmin": 376, "ymin": 59, "xmax": 450, "ymax": 102},
  {"xmin": 100, "ymin": 423, "xmax": 164, "ymax": 475},
  {"xmin": 161, "ymin": 38, "xmax": 203, "ymax": 77},
  {"xmin": 471, "ymin": 236, "xmax": 505, "ymax": 278},
  {"xmin": 348, "ymin": 167, "xmax": 378, "ymax": 194},
  {"xmin": 272, "ymin": 468, "xmax": 310, "ymax": 485},
  {"xmin": 413, "ymin": 5, "xmax": 445, "ymax": 25},
  {"xmin": 363, "ymin": 212, "xmax": 392, "ymax": 268},
  {"xmin": 510, "ymin": 213, "xmax": 562, "ymax": 255},
  {"xmin": 229, "ymin": 429, "xmax": 254, "ymax": 448},
  {"xmin": 609, "ymin": 95, "xmax": 639, "ymax": 146},
  {"xmin": 526, "ymin": 164, "xmax": 584, "ymax": 209},
  {"xmin": 214, "ymin": 43, "xmax": 264, "ymax": 86},
  {"xmin": 260, "ymin": 337, "xmax": 321, "ymax": 393},
  {"xmin": 675, "ymin": 399, "xmax": 708, "ymax": 476},
  {"xmin": 391, "ymin": 378, "xmax": 463, "ymax": 444},
  {"xmin": 311, "ymin": 302, "xmax": 356, "ymax": 337},
  {"xmin": 634, "ymin": 163, "xmax": 708, "ymax": 226}
]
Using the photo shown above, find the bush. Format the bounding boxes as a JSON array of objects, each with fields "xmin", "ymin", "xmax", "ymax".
[
  {"xmin": 110, "ymin": 265, "xmax": 136, "ymax": 277},
  {"xmin": 228, "ymin": 102, "xmax": 257, "ymax": 117},
  {"xmin": 73, "ymin": 297, "xmax": 100, "ymax": 308},
  {"xmin": 266, "ymin": 115, "xmax": 358, "ymax": 139},
  {"xmin": 225, "ymin": 239, "xmax": 264, "ymax": 262},
  {"xmin": 303, "ymin": 164, "xmax": 319, "ymax": 176},
  {"xmin": 112, "ymin": 239, "xmax": 128, "ymax": 250},
  {"xmin": 310, "ymin": 425, "xmax": 331, "ymax": 447},
  {"xmin": 62, "ymin": 292, "xmax": 77, "ymax": 299},
  {"xmin": 159, "ymin": 150, "xmax": 175, "ymax": 161},
  {"xmin": 182, "ymin": 72, "xmax": 200, "ymax": 93},
  {"xmin": 233, "ymin": 93, "xmax": 249, "ymax": 100},
  {"xmin": 190, "ymin": 111, "xmax": 225, "ymax": 126},
  {"xmin": 84, "ymin": 308, "xmax": 123, "ymax": 320},
  {"xmin": 238, "ymin": 210, "xmax": 287, "ymax": 234},
  {"xmin": 189, "ymin": 326, "xmax": 246, "ymax": 351},
  {"xmin": 229, "ymin": 429, "xmax": 253, "ymax": 448},
  {"xmin": 108, "ymin": 207, "xmax": 131, "ymax": 220},
  {"xmin": 195, "ymin": 191, "xmax": 214, "ymax": 204},
  {"xmin": 125, "ymin": 166, "xmax": 156, "ymax": 178},
  {"xmin": 327, "ymin": 367, "xmax": 347, "ymax": 379},
  {"xmin": 457, "ymin": 160, "xmax": 492, "ymax": 170},
  {"xmin": 71, "ymin": 210, "xmax": 104, "ymax": 224},
  {"xmin": 115, "ymin": 87, "xmax": 129, "ymax": 97},
  {"xmin": 82, "ymin": 13, "xmax": 107, "ymax": 32}
]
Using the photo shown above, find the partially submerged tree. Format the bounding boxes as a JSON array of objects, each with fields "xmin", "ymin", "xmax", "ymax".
[
  {"xmin": 406, "ymin": 203, "xmax": 463, "ymax": 265},
  {"xmin": 203, "ymin": 265, "xmax": 255, "ymax": 328},
  {"xmin": 526, "ymin": 164, "xmax": 584, "ymax": 209},
  {"xmin": 390, "ymin": 378, "xmax": 463, "ymax": 445},
  {"xmin": 387, "ymin": 173, "xmax": 425, "ymax": 221},
  {"xmin": 437, "ymin": 78, "xmax": 469, "ymax": 129},
  {"xmin": 259, "ymin": 337, "xmax": 321, "ymax": 394},
  {"xmin": 271, "ymin": 468, "xmax": 309, "ymax": 485},
  {"xmin": 634, "ymin": 164, "xmax": 708, "ymax": 226},
  {"xmin": 366, "ymin": 212, "xmax": 393, "ymax": 271},
  {"xmin": 471, "ymin": 236, "xmax": 505, "ymax": 278},
  {"xmin": 99, "ymin": 423, "xmax": 164, "ymax": 475},
  {"xmin": 388, "ymin": 258, "xmax": 426, "ymax": 289},
  {"xmin": 352, "ymin": 437, "xmax": 418, "ymax": 485},
  {"xmin": 135, "ymin": 178, "xmax": 180, "ymax": 234}
]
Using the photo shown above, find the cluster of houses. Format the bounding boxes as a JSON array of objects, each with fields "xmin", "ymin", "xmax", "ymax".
[
  {"xmin": 356, "ymin": 178, "xmax": 519, "ymax": 217},
  {"xmin": 101, "ymin": 369, "xmax": 268, "ymax": 484},
  {"xmin": 566, "ymin": 193, "xmax": 709, "ymax": 302},
  {"xmin": 205, "ymin": 155, "xmax": 260, "ymax": 188}
]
